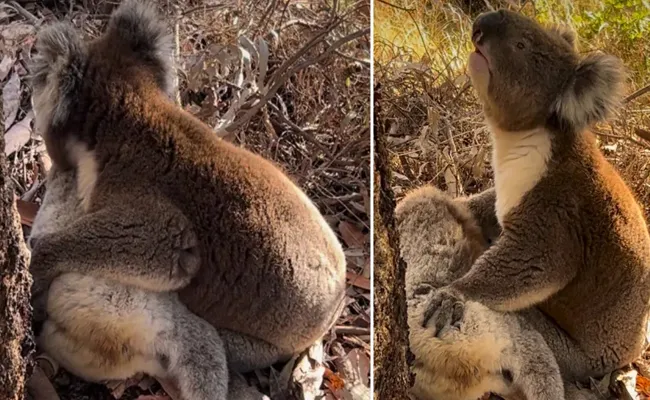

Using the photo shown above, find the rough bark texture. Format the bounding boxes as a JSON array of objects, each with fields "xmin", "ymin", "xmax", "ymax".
[
  {"xmin": 0, "ymin": 100, "xmax": 35, "ymax": 399},
  {"xmin": 373, "ymin": 83, "xmax": 413, "ymax": 400}
]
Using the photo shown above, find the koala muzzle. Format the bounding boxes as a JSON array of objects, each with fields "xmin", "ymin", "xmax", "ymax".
[{"xmin": 472, "ymin": 10, "xmax": 506, "ymax": 45}]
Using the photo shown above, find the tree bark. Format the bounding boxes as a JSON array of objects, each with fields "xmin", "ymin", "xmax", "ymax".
[
  {"xmin": 372, "ymin": 83, "xmax": 413, "ymax": 400},
  {"xmin": 0, "ymin": 100, "xmax": 35, "ymax": 399}
]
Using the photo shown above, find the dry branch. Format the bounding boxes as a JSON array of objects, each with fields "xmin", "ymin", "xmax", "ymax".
[
  {"xmin": 373, "ymin": 83, "xmax": 413, "ymax": 399},
  {"xmin": 0, "ymin": 91, "xmax": 34, "ymax": 400}
]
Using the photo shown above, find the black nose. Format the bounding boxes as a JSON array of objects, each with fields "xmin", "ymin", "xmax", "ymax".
[{"xmin": 472, "ymin": 10, "xmax": 505, "ymax": 43}]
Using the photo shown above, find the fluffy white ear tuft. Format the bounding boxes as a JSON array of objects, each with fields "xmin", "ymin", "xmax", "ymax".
[
  {"xmin": 30, "ymin": 22, "xmax": 87, "ymax": 135},
  {"xmin": 554, "ymin": 52, "xmax": 626, "ymax": 130}
]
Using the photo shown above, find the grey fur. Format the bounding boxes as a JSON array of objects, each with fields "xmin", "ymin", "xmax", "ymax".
[
  {"xmin": 32, "ymin": 166, "xmax": 266, "ymax": 400},
  {"xmin": 397, "ymin": 186, "xmax": 564, "ymax": 400},
  {"xmin": 29, "ymin": 22, "xmax": 86, "ymax": 151}
]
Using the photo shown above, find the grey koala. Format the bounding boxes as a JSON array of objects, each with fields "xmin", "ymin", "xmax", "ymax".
[
  {"xmin": 31, "ymin": 166, "xmax": 268, "ymax": 400},
  {"xmin": 28, "ymin": 0, "xmax": 346, "ymax": 386},
  {"xmin": 422, "ymin": 9, "xmax": 650, "ymax": 387},
  {"xmin": 397, "ymin": 186, "xmax": 564, "ymax": 400}
]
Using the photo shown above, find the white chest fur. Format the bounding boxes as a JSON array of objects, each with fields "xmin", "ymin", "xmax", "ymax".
[
  {"xmin": 67, "ymin": 140, "xmax": 99, "ymax": 212},
  {"xmin": 489, "ymin": 123, "xmax": 552, "ymax": 225}
]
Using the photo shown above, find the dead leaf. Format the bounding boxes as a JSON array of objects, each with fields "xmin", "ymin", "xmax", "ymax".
[
  {"xmin": 344, "ymin": 349, "xmax": 370, "ymax": 387},
  {"xmin": 339, "ymin": 221, "xmax": 366, "ymax": 249},
  {"xmin": 330, "ymin": 343, "xmax": 370, "ymax": 400},
  {"xmin": 1, "ymin": 23, "xmax": 36, "ymax": 42},
  {"xmin": 362, "ymin": 257, "xmax": 370, "ymax": 279},
  {"xmin": 4, "ymin": 110, "xmax": 32, "ymax": 155},
  {"xmin": 15, "ymin": 198, "xmax": 38, "ymax": 226},
  {"xmin": 346, "ymin": 271, "xmax": 370, "ymax": 291},
  {"xmin": 637, "ymin": 375, "xmax": 650, "ymax": 396},
  {"xmin": 324, "ymin": 368, "xmax": 345, "ymax": 391},
  {"xmin": 612, "ymin": 368, "xmax": 639, "ymax": 400},
  {"xmin": 3, "ymin": 71, "xmax": 20, "ymax": 129},
  {"xmin": 292, "ymin": 341, "xmax": 325, "ymax": 400},
  {"xmin": 0, "ymin": 55, "xmax": 14, "ymax": 82}
]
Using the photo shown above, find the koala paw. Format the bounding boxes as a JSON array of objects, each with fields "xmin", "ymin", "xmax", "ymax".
[{"xmin": 421, "ymin": 287, "xmax": 465, "ymax": 337}]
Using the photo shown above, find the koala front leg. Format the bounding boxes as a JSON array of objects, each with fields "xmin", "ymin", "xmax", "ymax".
[
  {"xmin": 458, "ymin": 187, "xmax": 501, "ymax": 243},
  {"xmin": 423, "ymin": 223, "xmax": 580, "ymax": 330},
  {"xmin": 29, "ymin": 193, "xmax": 201, "ymax": 311},
  {"xmin": 453, "ymin": 227, "xmax": 579, "ymax": 311}
]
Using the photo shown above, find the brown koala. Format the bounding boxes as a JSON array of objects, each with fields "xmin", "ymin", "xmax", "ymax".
[
  {"xmin": 422, "ymin": 9, "xmax": 650, "ymax": 385},
  {"xmin": 30, "ymin": 166, "xmax": 268, "ymax": 400},
  {"xmin": 398, "ymin": 186, "xmax": 566, "ymax": 400},
  {"xmin": 28, "ymin": 0, "xmax": 346, "ymax": 384}
]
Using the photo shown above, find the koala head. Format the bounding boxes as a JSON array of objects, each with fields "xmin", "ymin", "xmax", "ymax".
[
  {"xmin": 467, "ymin": 9, "xmax": 626, "ymax": 132},
  {"xmin": 29, "ymin": 0, "xmax": 174, "ymax": 168}
]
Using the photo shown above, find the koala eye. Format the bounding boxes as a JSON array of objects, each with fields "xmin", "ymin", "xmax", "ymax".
[{"xmin": 516, "ymin": 42, "xmax": 525, "ymax": 50}]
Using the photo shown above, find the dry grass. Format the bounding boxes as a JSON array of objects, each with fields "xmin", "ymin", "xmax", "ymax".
[{"xmin": 1, "ymin": 0, "xmax": 370, "ymax": 398}]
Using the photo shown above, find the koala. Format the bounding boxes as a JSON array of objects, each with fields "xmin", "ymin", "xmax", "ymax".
[
  {"xmin": 30, "ymin": 166, "xmax": 268, "ymax": 400},
  {"xmin": 397, "ymin": 186, "xmax": 565, "ymax": 400},
  {"xmin": 28, "ymin": 0, "xmax": 346, "ymax": 390},
  {"xmin": 422, "ymin": 9, "xmax": 650, "ymax": 386}
]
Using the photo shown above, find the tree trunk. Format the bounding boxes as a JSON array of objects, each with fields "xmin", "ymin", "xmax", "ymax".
[
  {"xmin": 0, "ymin": 100, "xmax": 35, "ymax": 399},
  {"xmin": 372, "ymin": 83, "xmax": 413, "ymax": 400}
]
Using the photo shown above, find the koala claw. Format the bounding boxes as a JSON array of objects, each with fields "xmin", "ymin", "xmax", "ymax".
[{"xmin": 421, "ymin": 287, "xmax": 465, "ymax": 337}]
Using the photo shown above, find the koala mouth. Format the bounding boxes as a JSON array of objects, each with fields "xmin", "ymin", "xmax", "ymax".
[
  {"xmin": 471, "ymin": 29, "xmax": 490, "ymax": 69},
  {"xmin": 472, "ymin": 45, "xmax": 489, "ymax": 69}
]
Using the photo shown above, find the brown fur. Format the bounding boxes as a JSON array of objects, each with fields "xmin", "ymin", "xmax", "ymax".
[
  {"xmin": 423, "ymin": 9, "xmax": 650, "ymax": 384},
  {"xmin": 29, "ymin": 0, "xmax": 346, "ymax": 372}
]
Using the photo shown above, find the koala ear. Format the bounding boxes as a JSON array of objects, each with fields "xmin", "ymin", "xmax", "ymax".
[
  {"xmin": 548, "ymin": 24, "xmax": 577, "ymax": 50},
  {"xmin": 554, "ymin": 53, "xmax": 626, "ymax": 130},
  {"xmin": 29, "ymin": 22, "xmax": 87, "ymax": 135},
  {"xmin": 105, "ymin": 0, "xmax": 174, "ymax": 96}
]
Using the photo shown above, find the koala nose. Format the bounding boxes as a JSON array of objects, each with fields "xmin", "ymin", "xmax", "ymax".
[{"xmin": 472, "ymin": 10, "xmax": 505, "ymax": 44}]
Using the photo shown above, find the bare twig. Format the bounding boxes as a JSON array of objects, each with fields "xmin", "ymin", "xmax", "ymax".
[
  {"xmin": 624, "ymin": 84, "xmax": 650, "ymax": 104},
  {"xmin": 8, "ymin": 1, "xmax": 40, "ymax": 24}
]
